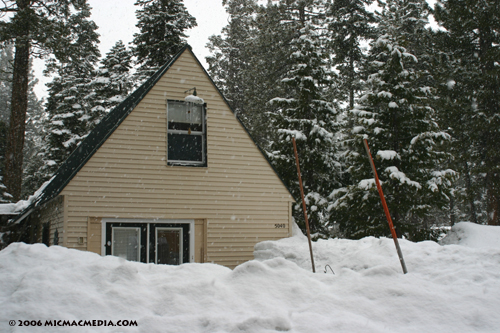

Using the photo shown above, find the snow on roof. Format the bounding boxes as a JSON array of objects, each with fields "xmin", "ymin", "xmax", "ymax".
[
  {"xmin": 0, "ymin": 177, "xmax": 54, "ymax": 216},
  {"xmin": 1, "ymin": 222, "xmax": 500, "ymax": 331}
]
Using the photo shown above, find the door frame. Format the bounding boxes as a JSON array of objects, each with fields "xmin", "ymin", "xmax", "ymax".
[{"xmin": 101, "ymin": 218, "xmax": 195, "ymax": 263}]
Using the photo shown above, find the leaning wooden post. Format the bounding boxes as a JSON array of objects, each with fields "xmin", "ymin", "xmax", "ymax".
[
  {"xmin": 363, "ymin": 139, "xmax": 408, "ymax": 274},
  {"xmin": 292, "ymin": 137, "xmax": 316, "ymax": 273}
]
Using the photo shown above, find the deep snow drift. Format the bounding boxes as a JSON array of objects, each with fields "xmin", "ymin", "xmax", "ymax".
[{"xmin": 1, "ymin": 222, "xmax": 500, "ymax": 332}]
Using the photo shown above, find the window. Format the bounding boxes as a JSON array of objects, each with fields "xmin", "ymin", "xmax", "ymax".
[
  {"xmin": 112, "ymin": 227, "xmax": 141, "ymax": 261},
  {"xmin": 156, "ymin": 228, "xmax": 183, "ymax": 265},
  {"xmin": 167, "ymin": 100, "xmax": 206, "ymax": 166},
  {"xmin": 104, "ymin": 220, "xmax": 192, "ymax": 264}
]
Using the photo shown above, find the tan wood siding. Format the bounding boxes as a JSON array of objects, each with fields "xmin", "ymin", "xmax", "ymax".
[
  {"xmin": 60, "ymin": 49, "xmax": 293, "ymax": 268},
  {"xmin": 34, "ymin": 195, "xmax": 64, "ymax": 246},
  {"xmin": 194, "ymin": 219, "xmax": 205, "ymax": 263},
  {"xmin": 87, "ymin": 217, "xmax": 101, "ymax": 254}
]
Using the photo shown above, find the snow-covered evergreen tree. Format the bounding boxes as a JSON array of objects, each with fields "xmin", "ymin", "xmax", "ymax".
[
  {"xmin": 1, "ymin": 0, "xmax": 101, "ymax": 201},
  {"xmin": 430, "ymin": 30, "xmax": 486, "ymax": 224},
  {"xmin": 92, "ymin": 40, "xmax": 133, "ymax": 114},
  {"xmin": 210, "ymin": 0, "xmax": 297, "ymax": 147},
  {"xmin": 0, "ymin": 43, "xmax": 43, "ymax": 201},
  {"xmin": 332, "ymin": 0, "xmax": 455, "ymax": 240},
  {"xmin": 268, "ymin": 1, "xmax": 342, "ymax": 237},
  {"xmin": 0, "ymin": 44, "xmax": 13, "ymax": 126},
  {"xmin": 0, "ymin": 44, "xmax": 13, "ymax": 202},
  {"xmin": 207, "ymin": 0, "xmax": 260, "ymax": 138},
  {"xmin": 132, "ymin": 0, "xmax": 196, "ymax": 82},
  {"xmin": 21, "ymin": 70, "xmax": 45, "ymax": 199},
  {"xmin": 434, "ymin": 0, "xmax": 500, "ymax": 225},
  {"xmin": 326, "ymin": 0, "xmax": 375, "ymax": 109},
  {"xmin": 41, "ymin": 4, "xmax": 100, "ymax": 178}
]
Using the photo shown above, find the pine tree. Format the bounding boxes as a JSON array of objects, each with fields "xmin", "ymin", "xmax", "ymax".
[
  {"xmin": 207, "ymin": 0, "xmax": 259, "ymax": 132},
  {"xmin": 41, "ymin": 3, "xmax": 100, "ymax": 178},
  {"xmin": 0, "ymin": 44, "xmax": 13, "ymax": 202},
  {"xmin": 207, "ymin": 1, "xmax": 319, "ymax": 147},
  {"xmin": 92, "ymin": 40, "xmax": 133, "ymax": 114},
  {"xmin": 0, "ymin": 43, "xmax": 43, "ymax": 201},
  {"xmin": 132, "ymin": 0, "xmax": 197, "ymax": 82},
  {"xmin": 268, "ymin": 0, "xmax": 342, "ymax": 237},
  {"xmin": 0, "ymin": 0, "xmax": 96, "ymax": 201},
  {"xmin": 0, "ymin": 44, "xmax": 13, "ymax": 200},
  {"xmin": 326, "ymin": 0, "xmax": 375, "ymax": 109},
  {"xmin": 434, "ymin": 0, "xmax": 500, "ymax": 225},
  {"xmin": 332, "ymin": 0, "xmax": 455, "ymax": 240},
  {"xmin": 21, "ymin": 73, "xmax": 46, "ymax": 199},
  {"xmin": 430, "ymin": 31, "xmax": 486, "ymax": 225},
  {"xmin": 0, "ymin": 44, "xmax": 13, "ymax": 126}
]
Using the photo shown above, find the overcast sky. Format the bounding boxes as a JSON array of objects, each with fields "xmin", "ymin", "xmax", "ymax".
[{"xmin": 33, "ymin": 0, "xmax": 228, "ymax": 98}]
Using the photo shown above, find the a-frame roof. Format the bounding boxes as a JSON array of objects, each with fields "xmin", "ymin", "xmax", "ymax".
[{"xmin": 13, "ymin": 45, "xmax": 294, "ymax": 224}]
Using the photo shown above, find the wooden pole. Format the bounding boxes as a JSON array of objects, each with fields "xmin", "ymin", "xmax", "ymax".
[
  {"xmin": 292, "ymin": 137, "xmax": 316, "ymax": 273},
  {"xmin": 363, "ymin": 139, "xmax": 408, "ymax": 274}
]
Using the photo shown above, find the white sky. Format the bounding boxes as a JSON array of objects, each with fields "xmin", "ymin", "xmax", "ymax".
[{"xmin": 33, "ymin": 0, "xmax": 228, "ymax": 98}]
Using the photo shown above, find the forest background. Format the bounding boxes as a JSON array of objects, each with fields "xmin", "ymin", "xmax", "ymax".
[{"xmin": 1, "ymin": 0, "xmax": 499, "ymax": 246}]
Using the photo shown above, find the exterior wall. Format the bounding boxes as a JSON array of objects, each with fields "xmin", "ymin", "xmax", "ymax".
[
  {"xmin": 60, "ymin": 49, "xmax": 294, "ymax": 268},
  {"xmin": 35, "ymin": 195, "xmax": 64, "ymax": 246}
]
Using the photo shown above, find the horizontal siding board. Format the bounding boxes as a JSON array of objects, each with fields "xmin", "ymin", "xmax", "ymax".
[
  {"xmin": 64, "ymin": 179, "xmax": 290, "ymax": 193},
  {"xmin": 67, "ymin": 172, "xmax": 288, "ymax": 185},
  {"xmin": 63, "ymin": 192, "xmax": 291, "ymax": 203},
  {"xmin": 65, "ymin": 197, "xmax": 290, "ymax": 207},
  {"xmin": 66, "ymin": 209, "xmax": 288, "ymax": 219},
  {"xmin": 60, "ymin": 192, "xmax": 291, "ymax": 202},
  {"xmin": 82, "ymin": 151, "xmax": 270, "ymax": 164},
  {"xmin": 66, "ymin": 203, "xmax": 288, "ymax": 212}
]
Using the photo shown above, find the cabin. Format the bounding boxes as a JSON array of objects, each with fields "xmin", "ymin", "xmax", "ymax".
[{"xmin": 12, "ymin": 45, "xmax": 294, "ymax": 268}]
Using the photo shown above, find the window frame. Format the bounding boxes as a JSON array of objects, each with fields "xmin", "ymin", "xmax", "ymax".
[
  {"xmin": 155, "ymin": 227, "xmax": 183, "ymax": 265},
  {"xmin": 166, "ymin": 99, "xmax": 207, "ymax": 167},
  {"xmin": 111, "ymin": 226, "xmax": 141, "ymax": 262}
]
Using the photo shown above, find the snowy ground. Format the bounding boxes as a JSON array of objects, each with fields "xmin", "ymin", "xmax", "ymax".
[{"xmin": 1, "ymin": 222, "xmax": 500, "ymax": 333}]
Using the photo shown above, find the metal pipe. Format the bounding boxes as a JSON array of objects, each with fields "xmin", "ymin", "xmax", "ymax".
[
  {"xmin": 292, "ymin": 137, "xmax": 316, "ymax": 273},
  {"xmin": 363, "ymin": 139, "xmax": 408, "ymax": 274}
]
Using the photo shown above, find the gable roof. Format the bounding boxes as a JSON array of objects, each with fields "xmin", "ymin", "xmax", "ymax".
[{"xmin": 13, "ymin": 45, "xmax": 295, "ymax": 224}]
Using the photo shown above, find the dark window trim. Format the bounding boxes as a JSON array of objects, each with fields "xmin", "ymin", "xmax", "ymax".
[
  {"xmin": 103, "ymin": 219, "xmax": 193, "ymax": 264},
  {"xmin": 149, "ymin": 223, "xmax": 190, "ymax": 264},
  {"xmin": 167, "ymin": 99, "xmax": 207, "ymax": 167},
  {"xmin": 105, "ymin": 222, "xmax": 148, "ymax": 263}
]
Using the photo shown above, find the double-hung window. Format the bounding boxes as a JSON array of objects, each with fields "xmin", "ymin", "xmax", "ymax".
[{"xmin": 167, "ymin": 100, "xmax": 206, "ymax": 166}]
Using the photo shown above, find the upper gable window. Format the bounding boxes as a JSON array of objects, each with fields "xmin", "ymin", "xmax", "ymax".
[{"xmin": 167, "ymin": 100, "xmax": 206, "ymax": 166}]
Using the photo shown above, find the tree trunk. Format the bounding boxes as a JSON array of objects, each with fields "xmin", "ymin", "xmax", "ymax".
[
  {"xmin": 487, "ymin": 178, "xmax": 499, "ymax": 225},
  {"xmin": 463, "ymin": 161, "xmax": 478, "ymax": 224},
  {"xmin": 4, "ymin": 1, "xmax": 31, "ymax": 201},
  {"xmin": 349, "ymin": 42, "xmax": 354, "ymax": 110}
]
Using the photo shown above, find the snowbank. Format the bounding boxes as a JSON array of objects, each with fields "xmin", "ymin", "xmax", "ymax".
[
  {"xmin": 439, "ymin": 221, "xmax": 500, "ymax": 248},
  {"xmin": 1, "ymin": 223, "xmax": 500, "ymax": 332}
]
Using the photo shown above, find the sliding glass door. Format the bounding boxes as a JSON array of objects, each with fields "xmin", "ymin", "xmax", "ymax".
[{"xmin": 105, "ymin": 221, "xmax": 191, "ymax": 265}]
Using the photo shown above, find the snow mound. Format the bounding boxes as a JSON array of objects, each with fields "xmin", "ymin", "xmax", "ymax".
[
  {"xmin": 440, "ymin": 222, "xmax": 500, "ymax": 248},
  {"xmin": 2, "ymin": 224, "xmax": 500, "ymax": 332}
]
